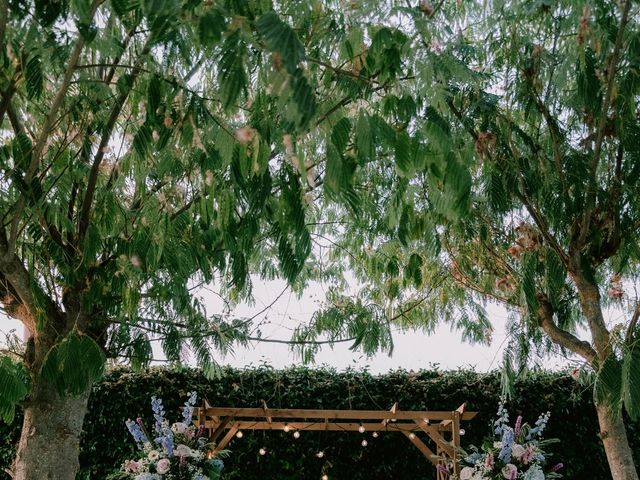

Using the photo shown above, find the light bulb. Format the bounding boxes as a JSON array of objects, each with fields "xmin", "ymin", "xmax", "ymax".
[
  {"xmin": 293, "ymin": 430, "xmax": 301, "ymax": 439},
  {"xmin": 423, "ymin": 418, "xmax": 430, "ymax": 425},
  {"xmin": 236, "ymin": 431, "xmax": 243, "ymax": 438},
  {"xmin": 409, "ymin": 433, "xmax": 416, "ymax": 440},
  {"xmin": 361, "ymin": 439, "xmax": 368, "ymax": 447},
  {"xmin": 316, "ymin": 451, "xmax": 325, "ymax": 458},
  {"xmin": 358, "ymin": 425, "xmax": 365, "ymax": 434},
  {"xmin": 459, "ymin": 429, "xmax": 465, "ymax": 436},
  {"xmin": 283, "ymin": 424, "xmax": 291, "ymax": 433},
  {"xmin": 259, "ymin": 448, "xmax": 266, "ymax": 456},
  {"xmin": 322, "ymin": 475, "xmax": 329, "ymax": 480},
  {"xmin": 372, "ymin": 432, "xmax": 379, "ymax": 438}
]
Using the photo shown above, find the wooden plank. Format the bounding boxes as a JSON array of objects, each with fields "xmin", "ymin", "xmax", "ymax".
[
  {"xmin": 209, "ymin": 417, "xmax": 231, "ymax": 444},
  {"xmin": 451, "ymin": 410, "xmax": 461, "ymax": 476},
  {"xmin": 213, "ymin": 424, "xmax": 238, "ymax": 453},
  {"xmin": 402, "ymin": 431, "xmax": 438, "ymax": 466},
  {"xmin": 414, "ymin": 421, "xmax": 454, "ymax": 457},
  {"xmin": 197, "ymin": 420, "xmax": 425, "ymax": 432},
  {"xmin": 202, "ymin": 407, "xmax": 477, "ymax": 421}
]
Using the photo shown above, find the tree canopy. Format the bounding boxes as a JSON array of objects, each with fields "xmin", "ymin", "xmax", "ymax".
[{"xmin": 0, "ymin": 0, "xmax": 639, "ymax": 477}]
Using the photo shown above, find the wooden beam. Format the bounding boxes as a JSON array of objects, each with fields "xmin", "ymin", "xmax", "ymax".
[
  {"xmin": 451, "ymin": 409, "xmax": 461, "ymax": 477},
  {"xmin": 213, "ymin": 424, "xmax": 238, "ymax": 453},
  {"xmin": 402, "ymin": 431, "xmax": 438, "ymax": 466},
  {"xmin": 209, "ymin": 417, "xmax": 232, "ymax": 444},
  {"xmin": 414, "ymin": 421, "xmax": 454, "ymax": 457},
  {"xmin": 196, "ymin": 420, "xmax": 425, "ymax": 432},
  {"xmin": 200, "ymin": 407, "xmax": 477, "ymax": 421}
]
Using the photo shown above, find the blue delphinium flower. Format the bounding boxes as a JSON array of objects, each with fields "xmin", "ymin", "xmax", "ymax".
[
  {"xmin": 527, "ymin": 411, "xmax": 551, "ymax": 440},
  {"xmin": 157, "ymin": 430, "xmax": 174, "ymax": 457},
  {"xmin": 498, "ymin": 427, "xmax": 514, "ymax": 463},
  {"xmin": 182, "ymin": 391, "xmax": 198, "ymax": 424},
  {"xmin": 150, "ymin": 396, "xmax": 166, "ymax": 436},
  {"xmin": 125, "ymin": 419, "xmax": 148, "ymax": 449},
  {"xmin": 494, "ymin": 401, "xmax": 510, "ymax": 435}
]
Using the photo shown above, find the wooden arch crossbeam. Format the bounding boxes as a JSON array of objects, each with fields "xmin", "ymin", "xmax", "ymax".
[{"xmin": 193, "ymin": 402, "xmax": 477, "ymax": 478}]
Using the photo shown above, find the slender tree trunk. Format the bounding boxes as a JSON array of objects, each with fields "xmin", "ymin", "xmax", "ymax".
[
  {"xmin": 12, "ymin": 381, "xmax": 90, "ymax": 480},
  {"xmin": 596, "ymin": 404, "xmax": 639, "ymax": 480}
]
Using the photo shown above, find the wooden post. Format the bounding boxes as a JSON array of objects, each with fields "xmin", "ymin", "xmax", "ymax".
[{"xmin": 451, "ymin": 409, "xmax": 461, "ymax": 477}]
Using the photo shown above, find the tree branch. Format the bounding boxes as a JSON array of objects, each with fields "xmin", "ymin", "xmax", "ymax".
[
  {"xmin": 581, "ymin": 0, "xmax": 632, "ymax": 244},
  {"xmin": 77, "ymin": 38, "xmax": 152, "ymax": 244},
  {"xmin": 536, "ymin": 292, "xmax": 596, "ymax": 363},
  {"xmin": 8, "ymin": 0, "xmax": 104, "ymax": 254}
]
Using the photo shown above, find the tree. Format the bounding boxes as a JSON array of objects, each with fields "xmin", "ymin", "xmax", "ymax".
[
  {"xmin": 289, "ymin": 1, "xmax": 640, "ymax": 478},
  {"xmin": 0, "ymin": 0, "xmax": 389, "ymax": 477},
  {"xmin": 1, "ymin": 0, "xmax": 639, "ymax": 479}
]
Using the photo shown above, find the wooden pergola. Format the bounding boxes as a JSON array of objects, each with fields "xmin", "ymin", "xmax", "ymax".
[{"xmin": 194, "ymin": 402, "xmax": 477, "ymax": 478}]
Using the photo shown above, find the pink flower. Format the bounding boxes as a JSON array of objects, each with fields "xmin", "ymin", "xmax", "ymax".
[
  {"xmin": 234, "ymin": 127, "xmax": 257, "ymax": 144},
  {"xmin": 460, "ymin": 467, "xmax": 474, "ymax": 479},
  {"xmin": 156, "ymin": 458, "xmax": 170, "ymax": 474},
  {"xmin": 484, "ymin": 453, "xmax": 494, "ymax": 470},
  {"xmin": 521, "ymin": 445, "xmax": 536, "ymax": 464},
  {"xmin": 123, "ymin": 460, "xmax": 141, "ymax": 473},
  {"xmin": 502, "ymin": 464, "xmax": 517, "ymax": 480}
]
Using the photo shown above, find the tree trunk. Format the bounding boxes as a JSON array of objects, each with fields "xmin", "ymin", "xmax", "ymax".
[
  {"xmin": 596, "ymin": 403, "xmax": 639, "ymax": 480},
  {"xmin": 12, "ymin": 381, "xmax": 90, "ymax": 480}
]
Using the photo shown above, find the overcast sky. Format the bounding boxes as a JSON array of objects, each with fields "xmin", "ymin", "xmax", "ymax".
[{"xmin": 0, "ymin": 277, "xmax": 575, "ymax": 373}]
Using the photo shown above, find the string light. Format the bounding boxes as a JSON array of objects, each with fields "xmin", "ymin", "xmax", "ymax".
[
  {"xmin": 293, "ymin": 430, "xmax": 301, "ymax": 439},
  {"xmin": 409, "ymin": 433, "xmax": 416, "ymax": 440},
  {"xmin": 316, "ymin": 451, "xmax": 325, "ymax": 458},
  {"xmin": 361, "ymin": 439, "xmax": 368, "ymax": 447},
  {"xmin": 423, "ymin": 418, "xmax": 430, "ymax": 425},
  {"xmin": 372, "ymin": 432, "xmax": 379, "ymax": 438},
  {"xmin": 236, "ymin": 431, "xmax": 243, "ymax": 439},
  {"xmin": 358, "ymin": 424, "xmax": 365, "ymax": 434},
  {"xmin": 459, "ymin": 429, "xmax": 466, "ymax": 436},
  {"xmin": 322, "ymin": 475, "xmax": 329, "ymax": 480},
  {"xmin": 259, "ymin": 448, "xmax": 266, "ymax": 456},
  {"xmin": 283, "ymin": 424, "xmax": 291, "ymax": 433}
]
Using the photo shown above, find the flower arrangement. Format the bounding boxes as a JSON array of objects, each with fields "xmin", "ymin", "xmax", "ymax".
[
  {"xmin": 444, "ymin": 402, "xmax": 563, "ymax": 480},
  {"xmin": 108, "ymin": 392, "xmax": 225, "ymax": 480}
]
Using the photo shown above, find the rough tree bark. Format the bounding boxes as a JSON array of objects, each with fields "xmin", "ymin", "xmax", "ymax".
[
  {"xmin": 12, "ymin": 382, "xmax": 90, "ymax": 480},
  {"xmin": 596, "ymin": 404, "xmax": 640, "ymax": 480}
]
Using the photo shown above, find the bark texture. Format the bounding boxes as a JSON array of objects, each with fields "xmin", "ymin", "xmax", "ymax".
[
  {"xmin": 596, "ymin": 404, "xmax": 640, "ymax": 480},
  {"xmin": 12, "ymin": 382, "xmax": 90, "ymax": 480}
]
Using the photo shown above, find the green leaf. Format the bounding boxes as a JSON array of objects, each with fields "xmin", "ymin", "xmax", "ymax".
[
  {"xmin": 0, "ymin": 356, "xmax": 29, "ymax": 423},
  {"xmin": 256, "ymin": 12, "xmax": 305, "ymax": 74},
  {"xmin": 219, "ymin": 30, "xmax": 247, "ymax": 110},
  {"xmin": 622, "ymin": 343, "xmax": 640, "ymax": 420},
  {"xmin": 331, "ymin": 117, "xmax": 352, "ymax": 153},
  {"xmin": 324, "ymin": 143, "xmax": 342, "ymax": 198},
  {"xmin": 594, "ymin": 354, "xmax": 622, "ymax": 411},
  {"xmin": 40, "ymin": 333, "xmax": 106, "ymax": 397},
  {"xmin": 25, "ymin": 53, "xmax": 43, "ymax": 99},
  {"xmin": 394, "ymin": 130, "xmax": 412, "ymax": 176},
  {"xmin": 289, "ymin": 68, "xmax": 316, "ymax": 130},
  {"xmin": 198, "ymin": 8, "xmax": 227, "ymax": 47}
]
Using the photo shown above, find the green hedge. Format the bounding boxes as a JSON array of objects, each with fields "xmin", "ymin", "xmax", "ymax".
[{"xmin": 1, "ymin": 367, "xmax": 638, "ymax": 479}]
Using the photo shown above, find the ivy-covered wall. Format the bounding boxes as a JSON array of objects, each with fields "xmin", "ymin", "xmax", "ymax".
[{"xmin": 1, "ymin": 367, "xmax": 638, "ymax": 479}]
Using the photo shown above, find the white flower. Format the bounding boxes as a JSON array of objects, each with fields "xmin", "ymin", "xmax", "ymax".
[
  {"xmin": 171, "ymin": 422, "xmax": 188, "ymax": 435},
  {"xmin": 493, "ymin": 441, "xmax": 502, "ymax": 448},
  {"xmin": 174, "ymin": 444, "xmax": 193, "ymax": 457},
  {"xmin": 511, "ymin": 443, "xmax": 525, "ymax": 459},
  {"xmin": 147, "ymin": 450, "xmax": 160, "ymax": 461},
  {"xmin": 460, "ymin": 466, "xmax": 474, "ymax": 480}
]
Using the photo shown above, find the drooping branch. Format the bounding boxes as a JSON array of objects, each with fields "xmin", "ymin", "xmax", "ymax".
[
  {"xmin": 8, "ymin": 0, "xmax": 104, "ymax": 254},
  {"xmin": 580, "ymin": 0, "xmax": 632, "ymax": 246},
  {"xmin": 536, "ymin": 292, "xmax": 596, "ymax": 363},
  {"xmin": 77, "ymin": 38, "xmax": 152, "ymax": 244}
]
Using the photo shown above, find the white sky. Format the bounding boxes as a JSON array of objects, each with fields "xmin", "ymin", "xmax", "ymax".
[{"xmin": 0, "ymin": 278, "xmax": 573, "ymax": 373}]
